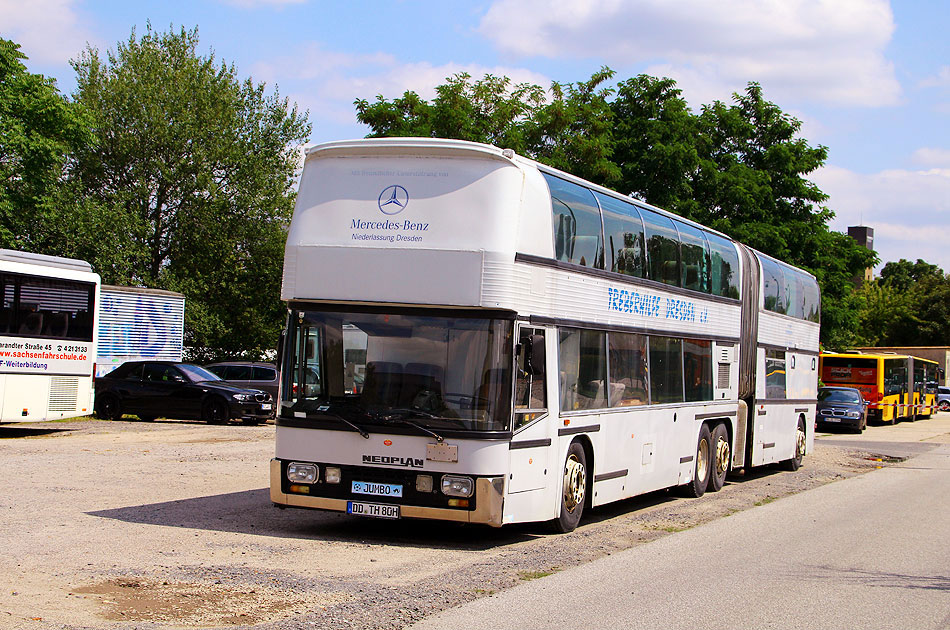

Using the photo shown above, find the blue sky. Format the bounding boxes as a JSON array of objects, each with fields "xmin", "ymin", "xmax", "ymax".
[{"xmin": 4, "ymin": 0, "xmax": 948, "ymax": 272}]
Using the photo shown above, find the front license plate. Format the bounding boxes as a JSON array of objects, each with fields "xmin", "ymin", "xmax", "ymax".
[
  {"xmin": 823, "ymin": 417, "xmax": 840, "ymax": 422},
  {"xmin": 260, "ymin": 403, "xmax": 272, "ymax": 411},
  {"xmin": 347, "ymin": 501, "xmax": 400, "ymax": 519},
  {"xmin": 352, "ymin": 481, "xmax": 403, "ymax": 497}
]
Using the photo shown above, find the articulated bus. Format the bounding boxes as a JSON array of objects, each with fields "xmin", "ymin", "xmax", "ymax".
[
  {"xmin": 820, "ymin": 352, "xmax": 940, "ymax": 423},
  {"xmin": 0, "ymin": 249, "xmax": 100, "ymax": 422},
  {"xmin": 271, "ymin": 138, "xmax": 820, "ymax": 531}
]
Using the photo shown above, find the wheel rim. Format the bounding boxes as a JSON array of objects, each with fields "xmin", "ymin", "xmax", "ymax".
[
  {"xmin": 796, "ymin": 424, "xmax": 806, "ymax": 458},
  {"xmin": 209, "ymin": 402, "xmax": 225, "ymax": 422},
  {"xmin": 715, "ymin": 435, "xmax": 730, "ymax": 476},
  {"xmin": 563, "ymin": 453, "xmax": 586, "ymax": 513},
  {"xmin": 696, "ymin": 437, "xmax": 709, "ymax": 482},
  {"xmin": 102, "ymin": 397, "xmax": 117, "ymax": 418}
]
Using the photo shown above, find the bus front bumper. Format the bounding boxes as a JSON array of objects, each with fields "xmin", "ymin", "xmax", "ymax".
[{"xmin": 269, "ymin": 459, "xmax": 505, "ymax": 527}]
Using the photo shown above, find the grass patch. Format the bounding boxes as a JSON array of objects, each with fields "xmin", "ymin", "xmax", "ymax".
[
  {"xmin": 754, "ymin": 496, "xmax": 776, "ymax": 507},
  {"xmin": 518, "ymin": 568, "xmax": 559, "ymax": 581}
]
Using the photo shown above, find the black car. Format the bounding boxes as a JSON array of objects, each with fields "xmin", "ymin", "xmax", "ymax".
[
  {"xmin": 817, "ymin": 386, "xmax": 868, "ymax": 433},
  {"xmin": 94, "ymin": 361, "xmax": 273, "ymax": 425}
]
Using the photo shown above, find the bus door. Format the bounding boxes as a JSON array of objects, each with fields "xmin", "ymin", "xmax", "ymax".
[{"xmin": 507, "ymin": 326, "xmax": 553, "ymax": 497}]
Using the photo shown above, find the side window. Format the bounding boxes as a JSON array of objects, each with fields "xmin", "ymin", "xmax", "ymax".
[
  {"xmin": 802, "ymin": 274, "xmax": 820, "ymax": 323},
  {"xmin": 675, "ymin": 220, "xmax": 710, "ymax": 293},
  {"xmin": 229, "ymin": 365, "xmax": 253, "ymax": 380},
  {"xmin": 607, "ymin": 331, "xmax": 649, "ymax": 406},
  {"xmin": 765, "ymin": 349, "xmax": 786, "ymax": 399},
  {"xmin": 253, "ymin": 367, "xmax": 277, "ymax": 381},
  {"xmin": 515, "ymin": 327, "xmax": 547, "ymax": 430},
  {"xmin": 558, "ymin": 328, "xmax": 607, "ymax": 411},
  {"xmin": 544, "ymin": 173, "xmax": 604, "ymax": 269},
  {"xmin": 684, "ymin": 339, "xmax": 713, "ymax": 402},
  {"xmin": 640, "ymin": 208, "xmax": 681, "ymax": 287},
  {"xmin": 597, "ymin": 192, "xmax": 646, "ymax": 278},
  {"xmin": 785, "ymin": 269, "xmax": 805, "ymax": 319},
  {"xmin": 142, "ymin": 363, "xmax": 165, "ymax": 382},
  {"xmin": 206, "ymin": 365, "xmax": 225, "ymax": 378},
  {"xmin": 706, "ymin": 232, "xmax": 740, "ymax": 298},
  {"xmin": 759, "ymin": 256, "xmax": 787, "ymax": 314},
  {"xmin": 649, "ymin": 336, "xmax": 684, "ymax": 404}
]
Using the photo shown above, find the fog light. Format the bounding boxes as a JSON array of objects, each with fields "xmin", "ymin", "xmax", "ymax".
[
  {"xmin": 416, "ymin": 474, "xmax": 434, "ymax": 493},
  {"xmin": 289, "ymin": 484, "xmax": 311, "ymax": 494},
  {"xmin": 325, "ymin": 466, "xmax": 342, "ymax": 484},
  {"xmin": 287, "ymin": 462, "xmax": 317, "ymax": 483},
  {"xmin": 441, "ymin": 475, "xmax": 474, "ymax": 497}
]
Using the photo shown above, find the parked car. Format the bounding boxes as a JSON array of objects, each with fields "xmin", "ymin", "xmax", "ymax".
[
  {"xmin": 94, "ymin": 361, "xmax": 273, "ymax": 425},
  {"xmin": 816, "ymin": 386, "xmax": 868, "ymax": 433},
  {"xmin": 938, "ymin": 386, "xmax": 950, "ymax": 412},
  {"xmin": 205, "ymin": 361, "xmax": 279, "ymax": 400}
]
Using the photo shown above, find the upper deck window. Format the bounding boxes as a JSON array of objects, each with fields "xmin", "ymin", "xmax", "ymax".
[
  {"xmin": 597, "ymin": 192, "xmax": 646, "ymax": 278},
  {"xmin": 705, "ymin": 233, "xmax": 740, "ymax": 299},
  {"xmin": 544, "ymin": 173, "xmax": 604, "ymax": 269},
  {"xmin": 674, "ymin": 220, "xmax": 709, "ymax": 293},
  {"xmin": 640, "ymin": 208, "xmax": 681, "ymax": 287}
]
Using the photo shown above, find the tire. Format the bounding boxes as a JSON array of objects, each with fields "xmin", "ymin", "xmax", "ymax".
[
  {"xmin": 241, "ymin": 417, "xmax": 263, "ymax": 426},
  {"xmin": 782, "ymin": 417, "xmax": 806, "ymax": 471},
  {"xmin": 95, "ymin": 393, "xmax": 122, "ymax": 421},
  {"xmin": 708, "ymin": 423, "xmax": 730, "ymax": 493},
  {"xmin": 939, "ymin": 401, "xmax": 949, "ymax": 412},
  {"xmin": 552, "ymin": 441, "xmax": 587, "ymax": 533},
  {"xmin": 138, "ymin": 415, "xmax": 156, "ymax": 422},
  {"xmin": 203, "ymin": 398, "xmax": 230, "ymax": 424},
  {"xmin": 681, "ymin": 424, "xmax": 712, "ymax": 498}
]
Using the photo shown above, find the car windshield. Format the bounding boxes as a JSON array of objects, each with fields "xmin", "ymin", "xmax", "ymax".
[
  {"xmin": 178, "ymin": 364, "xmax": 223, "ymax": 383},
  {"xmin": 282, "ymin": 309, "xmax": 514, "ymax": 433},
  {"xmin": 819, "ymin": 388, "xmax": 861, "ymax": 403}
]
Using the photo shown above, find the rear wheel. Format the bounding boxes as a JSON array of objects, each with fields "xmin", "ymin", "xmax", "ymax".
[
  {"xmin": 939, "ymin": 400, "xmax": 950, "ymax": 412},
  {"xmin": 782, "ymin": 417, "xmax": 806, "ymax": 471},
  {"xmin": 203, "ymin": 398, "xmax": 229, "ymax": 424},
  {"xmin": 95, "ymin": 393, "xmax": 122, "ymax": 421},
  {"xmin": 681, "ymin": 424, "xmax": 711, "ymax": 498},
  {"xmin": 708, "ymin": 423, "xmax": 730, "ymax": 492},
  {"xmin": 553, "ymin": 441, "xmax": 587, "ymax": 533}
]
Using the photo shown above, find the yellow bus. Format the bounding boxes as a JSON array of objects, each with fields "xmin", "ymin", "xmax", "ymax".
[{"xmin": 820, "ymin": 352, "xmax": 942, "ymax": 423}]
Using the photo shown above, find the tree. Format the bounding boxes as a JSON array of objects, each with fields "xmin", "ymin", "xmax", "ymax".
[
  {"xmin": 71, "ymin": 24, "xmax": 311, "ymax": 359},
  {"xmin": 0, "ymin": 38, "xmax": 92, "ymax": 250}
]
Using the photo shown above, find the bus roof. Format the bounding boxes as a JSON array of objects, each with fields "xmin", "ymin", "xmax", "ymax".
[{"xmin": 0, "ymin": 248, "xmax": 94, "ymax": 273}]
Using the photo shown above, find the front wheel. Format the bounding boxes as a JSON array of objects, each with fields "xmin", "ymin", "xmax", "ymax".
[
  {"xmin": 95, "ymin": 393, "xmax": 122, "ymax": 421},
  {"xmin": 681, "ymin": 424, "xmax": 712, "ymax": 498},
  {"xmin": 782, "ymin": 417, "xmax": 806, "ymax": 471},
  {"xmin": 552, "ymin": 442, "xmax": 587, "ymax": 533},
  {"xmin": 708, "ymin": 423, "xmax": 730, "ymax": 492},
  {"xmin": 203, "ymin": 398, "xmax": 230, "ymax": 424},
  {"xmin": 939, "ymin": 401, "xmax": 949, "ymax": 412}
]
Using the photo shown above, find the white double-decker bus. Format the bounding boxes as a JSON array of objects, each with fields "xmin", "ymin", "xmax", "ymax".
[
  {"xmin": 0, "ymin": 249, "xmax": 100, "ymax": 422},
  {"xmin": 271, "ymin": 138, "xmax": 820, "ymax": 531}
]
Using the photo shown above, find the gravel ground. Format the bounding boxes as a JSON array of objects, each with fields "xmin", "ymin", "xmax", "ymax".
[{"xmin": 0, "ymin": 418, "xmax": 882, "ymax": 630}]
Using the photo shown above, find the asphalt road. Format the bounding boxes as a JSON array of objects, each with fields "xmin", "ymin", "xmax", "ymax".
[{"xmin": 412, "ymin": 417, "xmax": 950, "ymax": 630}]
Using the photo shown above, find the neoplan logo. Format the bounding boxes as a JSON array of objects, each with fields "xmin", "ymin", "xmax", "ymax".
[{"xmin": 362, "ymin": 454, "xmax": 424, "ymax": 468}]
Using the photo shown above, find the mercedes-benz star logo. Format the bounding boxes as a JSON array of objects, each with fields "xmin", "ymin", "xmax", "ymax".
[{"xmin": 378, "ymin": 185, "xmax": 409, "ymax": 215}]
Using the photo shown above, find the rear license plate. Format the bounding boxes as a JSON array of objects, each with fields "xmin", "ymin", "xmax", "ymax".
[
  {"xmin": 347, "ymin": 501, "xmax": 400, "ymax": 519},
  {"xmin": 352, "ymin": 481, "xmax": 403, "ymax": 497}
]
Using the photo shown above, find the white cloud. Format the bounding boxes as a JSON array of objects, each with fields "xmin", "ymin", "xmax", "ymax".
[
  {"xmin": 911, "ymin": 148, "xmax": 950, "ymax": 168},
  {"xmin": 479, "ymin": 0, "xmax": 900, "ymax": 108},
  {"xmin": 252, "ymin": 43, "xmax": 551, "ymax": 143},
  {"xmin": 0, "ymin": 0, "xmax": 99, "ymax": 65},
  {"xmin": 920, "ymin": 66, "xmax": 950, "ymax": 89},
  {"xmin": 813, "ymin": 164, "xmax": 950, "ymax": 270}
]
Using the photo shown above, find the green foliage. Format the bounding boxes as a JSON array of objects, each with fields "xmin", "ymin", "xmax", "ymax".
[
  {"xmin": 0, "ymin": 38, "xmax": 92, "ymax": 250},
  {"xmin": 70, "ymin": 24, "xmax": 311, "ymax": 360}
]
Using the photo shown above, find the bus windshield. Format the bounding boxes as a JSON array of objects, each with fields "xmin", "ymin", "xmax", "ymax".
[{"xmin": 282, "ymin": 309, "xmax": 514, "ymax": 433}]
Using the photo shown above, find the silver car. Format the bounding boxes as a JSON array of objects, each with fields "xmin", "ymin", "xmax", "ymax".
[{"xmin": 205, "ymin": 362, "xmax": 279, "ymax": 401}]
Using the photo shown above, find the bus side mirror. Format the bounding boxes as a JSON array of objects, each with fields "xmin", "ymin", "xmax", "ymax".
[{"xmin": 528, "ymin": 334, "xmax": 545, "ymax": 376}]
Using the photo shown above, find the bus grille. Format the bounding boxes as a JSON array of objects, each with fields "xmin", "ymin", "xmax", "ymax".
[
  {"xmin": 717, "ymin": 363, "xmax": 731, "ymax": 389},
  {"xmin": 48, "ymin": 377, "xmax": 79, "ymax": 412}
]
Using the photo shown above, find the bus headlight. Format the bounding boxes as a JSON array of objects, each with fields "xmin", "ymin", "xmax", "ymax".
[
  {"xmin": 324, "ymin": 466, "xmax": 342, "ymax": 484},
  {"xmin": 441, "ymin": 475, "xmax": 474, "ymax": 497},
  {"xmin": 287, "ymin": 462, "xmax": 317, "ymax": 483}
]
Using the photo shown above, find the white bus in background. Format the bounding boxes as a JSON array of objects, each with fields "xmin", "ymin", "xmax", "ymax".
[
  {"xmin": 271, "ymin": 138, "xmax": 820, "ymax": 532},
  {"xmin": 0, "ymin": 249, "xmax": 100, "ymax": 422}
]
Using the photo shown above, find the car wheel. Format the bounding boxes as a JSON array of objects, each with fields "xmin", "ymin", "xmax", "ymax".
[
  {"xmin": 552, "ymin": 441, "xmax": 587, "ymax": 533},
  {"xmin": 680, "ymin": 424, "xmax": 712, "ymax": 498},
  {"xmin": 95, "ymin": 393, "xmax": 122, "ymax": 421},
  {"xmin": 241, "ymin": 417, "xmax": 263, "ymax": 426},
  {"xmin": 940, "ymin": 401, "xmax": 950, "ymax": 412},
  {"xmin": 203, "ymin": 398, "xmax": 229, "ymax": 424},
  {"xmin": 782, "ymin": 417, "xmax": 806, "ymax": 471},
  {"xmin": 137, "ymin": 415, "xmax": 156, "ymax": 422},
  {"xmin": 708, "ymin": 423, "xmax": 729, "ymax": 492}
]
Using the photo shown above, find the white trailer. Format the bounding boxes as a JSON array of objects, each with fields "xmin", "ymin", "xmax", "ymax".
[{"xmin": 96, "ymin": 285, "xmax": 185, "ymax": 377}]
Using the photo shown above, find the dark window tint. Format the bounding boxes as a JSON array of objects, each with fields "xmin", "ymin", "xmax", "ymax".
[
  {"xmin": 675, "ymin": 221, "xmax": 709, "ymax": 293},
  {"xmin": 544, "ymin": 173, "xmax": 604, "ymax": 269},
  {"xmin": 684, "ymin": 339, "xmax": 713, "ymax": 402},
  {"xmin": 607, "ymin": 332, "xmax": 648, "ymax": 406},
  {"xmin": 226, "ymin": 365, "xmax": 253, "ymax": 380},
  {"xmin": 0, "ymin": 272, "xmax": 95, "ymax": 341},
  {"xmin": 765, "ymin": 349, "xmax": 786, "ymax": 399},
  {"xmin": 597, "ymin": 192, "xmax": 645, "ymax": 278},
  {"xmin": 640, "ymin": 209, "xmax": 680, "ymax": 287},
  {"xmin": 206, "ymin": 365, "xmax": 225, "ymax": 377},
  {"xmin": 253, "ymin": 366, "xmax": 277, "ymax": 381},
  {"xmin": 706, "ymin": 233, "xmax": 740, "ymax": 298},
  {"xmin": 515, "ymin": 327, "xmax": 547, "ymax": 429},
  {"xmin": 558, "ymin": 328, "xmax": 607, "ymax": 411},
  {"xmin": 649, "ymin": 336, "xmax": 683, "ymax": 404}
]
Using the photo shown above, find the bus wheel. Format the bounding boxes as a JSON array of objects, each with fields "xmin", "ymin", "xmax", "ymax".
[
  {"xmin": 681, "ymin": 424, "xmax": 711, "ymax": 498},
  {"xmin": 782, "ymin": 417, "xmax": 806, "ymax": 471},
  {"xmin": 553, "ymin": 442, "xmax": 587, "ymax": 533},
  {"xmin": 709, "ymin": 424, "xmax": 730, "ymax": 492},
  {"xmin": 95, "ymin": 394, "xmax": 122, "ymax": 421},
  {"xmin": 203, "ymin": 398, "xmax": 230, "ymax": 424}
]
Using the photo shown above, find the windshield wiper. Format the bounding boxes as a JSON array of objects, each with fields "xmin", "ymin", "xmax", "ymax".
[
  {"xmin": 313, "ymin": 408, "xmax": 370, "ymax": 439},
  {"xmin": 376, "ymin": 409, "xmax": 444, "ymax": 442}
]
